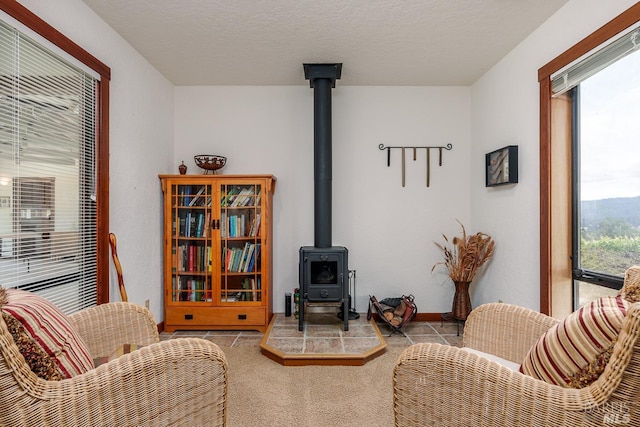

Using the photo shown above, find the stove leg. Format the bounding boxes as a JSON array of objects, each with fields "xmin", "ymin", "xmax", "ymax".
[
  {"xmin": 298, "ymin": 299, "xmax": 304, "ymax": 331},
  {"xmin": 342, "ymin": 273, "xmax": 349, "ymax": 331},
  {"xmin": 342, "ymin": 299, "xmax": 349, "ymax": 331}
]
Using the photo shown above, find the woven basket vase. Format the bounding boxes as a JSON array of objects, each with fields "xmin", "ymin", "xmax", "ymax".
[{"xmin": 452, "ymin": 280, "xmax": 472, "ymax": 321}]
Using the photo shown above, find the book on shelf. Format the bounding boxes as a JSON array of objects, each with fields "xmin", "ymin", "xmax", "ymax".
[
  {"xmin": 172, "ymin": 246, "xmax": 177, "ymax": 273},
  {"xmin": 226, "ymin": 248, "xmax": 234, "ymax": 271},
  {"xmin": 181, "ymin": 212, "xmax": 206, "ymax": 238},
  {"xmin": 189, "ymin": 186, "xmax": 206, "ymax": 207},
  {"xmin": 195, "ymin": 279, "xmax": 204, "ymax": 301},
  {"xmin": 221, "ymin": 186, "xmax": 239, "ymax": 207},
  {"xmin": 184, "ymin": 212, "xmax": 191, "ymax": 237},
  {"xmin": 223, "ymin": 243, "xmax": 256, "ymax": 273},
  {"xmin": 196, "ymin": 212, "xmax": 204, "ymax": 237},
  {"xmin": 251, "ymin": 277, "xmax": 257, "ymax": 301},
  {"xmin": 205, "ymin": 212, "xmax": 211, "ymax": 238},
  {"xmin": 227, "ymin": 214, "xmax": 250, "ymax": 237},
  {"xmin": 242, "ymin": 187, "xmax": 256, "ymax": 207},
  {"xmin": 188, "ymin": 245, "xmax": 195, "ymax": 271},
  {"xmin": 177, "ymin": 211, "xmax": 186, "ymax": 237},
  {"xmin": 176, "ymin": 243, "xmax": 208, "ymax": 272},
  {"xmin": 183, "ymin": 186, "xmax": 191, "ymax": 206},
  {"xmin": 241, "ymin": 277, "xmax": 255, "ymax": 301},
  {"xmin": 247, "ymin": 243, "xmax": 261, "ymax": 272},
  {"xmin": 222, "ymin": 242, "xmax": 260, "ymax": 273},
  {"xmin": 257, "ymin": 277, "xmax": 262, "ymax": 301},
  {"xmin": 239, "ymin": 214, "xmax": 246, "ymax": 237},
  {"xmin": 242, "ymin": 244, "xmax": 255, "ymax": 272},
  {"xmin": 177, "ymin": 244, "xmax": 184, "ymax": 271},
  {"xmin": 189, "ymin": 213, "xmax": 198, "ymax": 237},
  {"xmin": 224, "ymin": 247, "xmax": 234, "ymax": 272},
  {"xmin": 244, "ymin": 188, "xmax": 256, "ymax": 206},
  {"xmin": 226, "ymin": 247, "xmax": 235, "ymax": 272},
  {"xmin": 178, "ymin": 278, "xmax": 208, "ymax": 302},
  {"xmin": 222, "ymin": 291, "xmax": 242, "ymax": 302},
  {"xmin": 178, "ymin": 186, "xmax": 185, "ymax": 207},
  {"xmin": 238, "ymin": 244, "xmax": 249, "ymax": 272},
  {"xmin": 199, "ymin": 245, "xmax": 206, "ymax": 271},
  {"xmin": 178, "ymin": 277, "xmax": 191, "ymax": 301},
  {"xmin": 249, "ymin": 214, "xmax": 261, "ymax": 237},
  {"xmin": 229, "ymin": 215, "xmax": 236, "ymax": 237},
  {"xmin": 232, "ymin": 187, "xmax": 252, "ymax": 207},
  {"xmin": 222, "ymin": 186, "xmax": 258, "ymax": 208},
  {"xmin": 233, "ymin": 246, "xmax": 244, "ymax": 271}
]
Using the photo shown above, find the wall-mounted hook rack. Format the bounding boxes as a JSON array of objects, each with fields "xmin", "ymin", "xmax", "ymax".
[{"xmin": 378, "ymin": 143, "xmax": 453, "ymax": 187}]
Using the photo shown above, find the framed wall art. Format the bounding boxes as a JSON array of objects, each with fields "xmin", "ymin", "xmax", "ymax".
[
  {"xmin": 0, "ymin": 197, "xmax": 9, "ymax": 208},
  {"xmin": 486, "ymin": 145, "xmax": 518, "ymax": 187}
]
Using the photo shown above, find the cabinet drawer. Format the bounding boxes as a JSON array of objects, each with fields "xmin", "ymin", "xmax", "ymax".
[{"xmin": 166, "ymin": 306, "xmax": 266, "ymax": 327}]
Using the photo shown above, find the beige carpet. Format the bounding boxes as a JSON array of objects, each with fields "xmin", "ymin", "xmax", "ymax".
[{"xmin": 225, "ymin": 343, "xmax": 404, "ymax": 426}]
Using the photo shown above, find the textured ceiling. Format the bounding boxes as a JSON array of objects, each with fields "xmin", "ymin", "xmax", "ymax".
[{"xmin": 80, "ymin": 0, "xmax": 569, "ymax": 86}]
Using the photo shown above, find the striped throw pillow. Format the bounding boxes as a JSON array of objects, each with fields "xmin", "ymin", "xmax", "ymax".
[
  {"xmin": 3, "ymin": 288, "xmax": 94, "ymax": 378},
  {"xmin": 519, "ymin": 295, "xmax": 629, "ymax": 388}
]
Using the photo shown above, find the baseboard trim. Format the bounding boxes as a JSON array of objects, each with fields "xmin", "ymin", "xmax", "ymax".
[{"xmin": 413, "ymin": 312, "xmax": 446, "ymax": 322}]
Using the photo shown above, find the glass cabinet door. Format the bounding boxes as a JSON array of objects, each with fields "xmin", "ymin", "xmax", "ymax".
[
  {"xmin": 219, "ymin": 183, "xmax": 262, "ymax": 304},
  {"xmin": 169, "ymin": 182, "xmax": 213, "ymax": 303}
]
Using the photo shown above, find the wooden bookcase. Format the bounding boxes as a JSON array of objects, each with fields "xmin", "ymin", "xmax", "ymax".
[{"xmin": 159, "ymin": 174, "xmax": 276, "ymax": 332}]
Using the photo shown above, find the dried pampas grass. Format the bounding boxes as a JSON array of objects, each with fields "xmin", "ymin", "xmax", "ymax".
[{"xmin": 432, "ymin": 220, "xmax": 495, "ymax": 282}]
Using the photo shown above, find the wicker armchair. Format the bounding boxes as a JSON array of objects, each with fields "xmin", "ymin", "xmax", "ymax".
[
  {"xmin": 0, "ymin": 302, "xmax": 228, "ymax": 426},
  {"xmin": 393, "ymin": 302, "xmax": 640, "ymax": 426}
]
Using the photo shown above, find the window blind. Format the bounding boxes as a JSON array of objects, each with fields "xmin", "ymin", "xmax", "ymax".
[
  {"xmin": 0, "ymin": 19, "xmax": 98, "ymax": 314},
  {"xmin": 551, "ymin": 23, "xmax": 640, "ymax": 96}
]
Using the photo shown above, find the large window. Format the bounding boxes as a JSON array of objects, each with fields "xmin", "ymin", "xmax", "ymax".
[
  {"xmin": 539, "ymin": 4, "xmax": 640, "ymax": 317},
  {"xmin": 571, "ymin": 46, "xmax": 640, "ymax": 307},
  {"xmin": 0, "ymin": 4, "xmax": 110, "ymax": 313}
]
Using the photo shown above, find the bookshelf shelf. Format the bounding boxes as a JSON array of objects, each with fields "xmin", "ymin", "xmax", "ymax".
[{"xmin": 160, "ymin": 174, "xmax": 276, "ymax": 332}]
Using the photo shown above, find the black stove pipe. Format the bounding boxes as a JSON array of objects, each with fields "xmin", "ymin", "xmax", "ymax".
[
  {"xmin": 304, "ymin": 63, "xmax": 342, "ymax": 248},
  {"xmin": 312, "ymin": 76, "xmax": 332, "ymax": 249}
]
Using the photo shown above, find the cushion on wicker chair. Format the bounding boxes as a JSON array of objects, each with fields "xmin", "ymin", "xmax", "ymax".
[
  {"xmin": 93, "ymin": 343, "xmax": 145, "ymax": 367},
  {"xmin": 519, "ymin": 295, "xmax": 629, "ymax": 388},
  {"xmin": 1, "ymin": 287, "xmax": 94, "ymax": 378},
  {"xmin": 461, "ymin": 347, "xmax": 520, "ymax": 371}
]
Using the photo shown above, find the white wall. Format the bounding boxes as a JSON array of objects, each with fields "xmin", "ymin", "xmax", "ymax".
[
  {"xmin": 175, "ymin": 86, "xmax": 471, "ymax": 313},
  {"xmin": 470, "ymin": 0, "xmax": 638, "ymax": 311},
  {"xmin": 17, "ymin": 0, "xmax": 175, "ymax": 321},
  {"xmin": 14, "ymin": 0, "xmax": 638, "ymax": 321}
]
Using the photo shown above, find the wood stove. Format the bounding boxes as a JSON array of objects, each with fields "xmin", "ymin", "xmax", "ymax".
[
  {"xmin": 298, "ymin": 63, "xmax": 350, "ymax": 331},
  {"xmin": 299, "ymin": 246, "xmax": 349, "ymax": 330}
]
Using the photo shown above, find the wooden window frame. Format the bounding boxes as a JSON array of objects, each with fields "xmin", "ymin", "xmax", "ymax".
[
  {"xmin": 1, "ymin": 2, "xmax": 111, "ymax": 304},
  {"xmin": 538, "ymin": 3, "xmax": 640, "ymax": 317}
]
